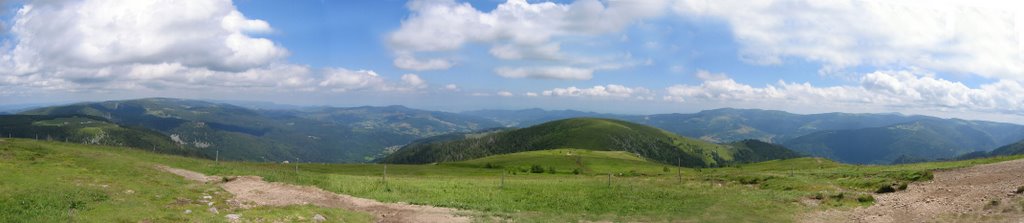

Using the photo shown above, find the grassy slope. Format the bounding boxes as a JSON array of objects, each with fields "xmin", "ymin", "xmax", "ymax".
[
  {"xmin": 5, "ymin": 139, "xmax": 1024, "ymax": 222},
  {"xmin": 448, "ymin": 148, "xmax": 673, "ymax": 174},
  {"xmin": 0, "ymin": 138, "xmax": 371, "ymax": 223}
]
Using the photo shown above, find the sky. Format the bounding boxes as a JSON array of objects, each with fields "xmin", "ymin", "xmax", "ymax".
[{"xmin": 1, "ymin": 0, "xmax": 1024, "ymax": 123}]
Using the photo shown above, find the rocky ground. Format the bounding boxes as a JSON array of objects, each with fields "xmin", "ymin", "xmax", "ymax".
[{"xmin": 804, "ymin": 159, "xmax": 1024, "ymax": 223}]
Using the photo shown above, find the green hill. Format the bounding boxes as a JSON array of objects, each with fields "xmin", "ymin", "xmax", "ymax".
[
  {"xmin": 0, "ymin": 114, "xmax": 198, "ymax": 156},
  {"xmin": 724, "ymin": 139, "xmax": 805, "ymax": 163},
  {"xmin": 988, "ymin": 140, "xmax": 1024, "ymax": 156},
  {"xmin": 21, "ymin": 98, "xmax": 501, "ymax": 163},
  {"xmin": 383, "ymin": 118, "xmax": 801, "ymax": 167},
  {"xmin": 956, "ymin": 140, "xmax": 1024, "ymax": 160}
]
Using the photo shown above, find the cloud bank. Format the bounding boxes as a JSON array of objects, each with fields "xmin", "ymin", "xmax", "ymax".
[{"xmin": 0, "ymin": 0, "xmax": 425, "ymax": 95}]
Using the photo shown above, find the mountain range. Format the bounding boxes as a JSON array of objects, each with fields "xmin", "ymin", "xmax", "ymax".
[
  {"xmin": 18, "ymin": 98, "xmax": 502, "ymax": 162},
  {"xmin": 465, "ymin": 108, "xmax": 1024, "ymax": 164},
  {"xmin": 3, "ymin": 98, "xmax": 1023, "ymax": 164}
]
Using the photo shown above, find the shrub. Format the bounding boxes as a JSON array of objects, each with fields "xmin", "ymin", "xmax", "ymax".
[
  {"xmin": 876, "ymin": 184, "xmax": 896, "ymax": 194},
  {"xmin": 627, "ymin": 170, "xmax": 640, "ymax": 176},
  {"xmin": 897, "ymin": 182, "xmax": 908, "ymax": 191},
  {"xmin": 905, "ymin": 171, "xmax": 934, "ymax": 181},
  {"xmin": 987, "ymin": 199, "xmax": 1001, "ymax": 209},
  {"xmin": 1016, "ymin": 186, "xmax": 1024, "ymax": 194},
  {"xmin": 738, "ymin": 176, "xmax": 771, "ymax": 185},
  {"xmin": 530, "ymin": 165, "xmax": 545, "ymax": 173},
  {"xmin": 663, "ymin": 166, "xmax": 670, "ymax": 172},
  {"xmin": 857, "ymin": 194, "xmax": 875, "ymax": 203},
  {"xmin": 829, "ymin": 192, "xmax": 845, "ymax": 200},
  {"xmin": 484, "ymin": 163, "xmax": 494, "ymax": 169},
  {"xmin": 572, "ymin": 168, "xmax": 581, "ymax": 175},
  {"xmin": 547, "ymin": 166, "xmax": 556, "ymax": 174}
]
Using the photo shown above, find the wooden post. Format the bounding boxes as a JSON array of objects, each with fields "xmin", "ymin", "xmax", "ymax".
[
  {"xmin": 382, "ymin": 163, "xmax": 388, "ymax": 183},
  {"xmin": 677, "ymin": 157, "xmax": 682, "ymax": 183},
  {"xmin": 607, "ymin": 173, "xmax": 612, "ymax": 187},
  {"xmin": 215, "ymin": 150, "xmax": 219, "ymax": 164},
  {"xmin": 678, "ymin": 167, "xmax": 682, "ymax": 183}
]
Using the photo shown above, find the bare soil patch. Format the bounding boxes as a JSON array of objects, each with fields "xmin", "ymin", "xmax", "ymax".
[{"xmin": 157, "ymin": 165, "xmax": 471, "ymax": 223}]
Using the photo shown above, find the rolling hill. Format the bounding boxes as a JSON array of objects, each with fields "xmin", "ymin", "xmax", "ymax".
[
  {"xmin": 382, "ymin": 118, "xmax": 802, "ymax": 167},
  {"xmin": 20, "ymin": 98, "xmax": 502, "ymax": 162},
  {"xmin": 783, "ymin": 119, "xmax": 1024, "ymax": 164},
  {"xmin": 956, "ymin": 140, "xmax": 1024, "ymax": 160},
  {"xmin": 0, "ymin": 114, "xmax": 198, "ymax": 156}
]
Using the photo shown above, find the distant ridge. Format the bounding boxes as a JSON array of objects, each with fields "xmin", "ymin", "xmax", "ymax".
[{"xmin": 18, "ymin": 98, "xmax": 502, "ymax": 162}]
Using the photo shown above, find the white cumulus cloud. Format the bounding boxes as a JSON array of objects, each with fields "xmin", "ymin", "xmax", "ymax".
[
  {"xmin": 664, "ymin": 70, "xmax": 1024, "ymax": 114},
  {"xmin": 673, "ymin": 0, "xmax": 1024, "ymax": 79},
  {"xmin": 393, "ymin": 53, "xmax": 454, "ymax": 71},
  {"xmin": 443, "ymin": 84, "xmax": 459, "ymax": 91},
  {"xmin": 495, "ymin": 66, "xmax": 593, "ymax": 80},
  {"xmin": 401, "ymin": 73, "xmax": 427, "ymax": 89},
  {"xmin": 389, "ymin": 0, "xmax": 668, "ymax": 70},
  {"xmin": 7, "ymin": 0, "xmax": 287, "ymax": 73},
  {"xmin": 0, "ymin": 0, "xmax": 433, "ymax": 96},
  {"xmin": 541, "ymin": 84, "xmax": 653, "ymax": 99}
]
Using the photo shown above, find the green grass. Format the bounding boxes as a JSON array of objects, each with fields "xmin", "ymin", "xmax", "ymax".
[
  {"xmin": 449, "ymin": 148, "xmax": 672, "ymax": 174},
  {"xmin": 4, "ymin": 138, "xmax": 1023, "ymax": 222},
  {"xmin": 0, "ymin": 138, "xmax": 372, "ymax": 223}
]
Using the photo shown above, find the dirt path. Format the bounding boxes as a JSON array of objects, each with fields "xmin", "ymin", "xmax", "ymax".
[
  {"xmin": 156, "ymin": 165, "xmax": 471, "ymax": 223},
  {"xmin": 803, "ymin": 159, "xmax": 1024, "ymax": 223}
]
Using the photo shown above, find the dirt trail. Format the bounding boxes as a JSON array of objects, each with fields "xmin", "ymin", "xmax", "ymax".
[
  {"xmin": 804, "ymin": 159, "xmax": 1024, "ymax": 223},
  {"xmin": 156, "ymin": 165, "xmax": 471, "ymax": 223}
]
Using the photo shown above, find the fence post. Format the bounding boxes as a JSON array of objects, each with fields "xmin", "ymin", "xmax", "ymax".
[
  {"xmin": 607, "ymin": 173, "xmax": 612, "ymax": 187},
  {"xmin": 677, "ymin": 157, "xmax": 682, "ymax": 183},
  {"xmin": 500, "ymin": 171, "xmax": 505, "ymax": 189}
]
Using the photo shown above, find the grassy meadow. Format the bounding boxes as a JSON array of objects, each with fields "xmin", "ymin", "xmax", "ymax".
[
  {"xmin": 3, "ymin": 138, "xmax": 1022, "ymax": 222},
  {"xmin": 0, "ymin": 138, "xmax": 371, "ymax": 223}
]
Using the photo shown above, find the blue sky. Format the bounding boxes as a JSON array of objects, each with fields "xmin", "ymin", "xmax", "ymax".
[{"xmin": 1, "ymin": 0, "xmax": 1023, "ymax": 123}]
